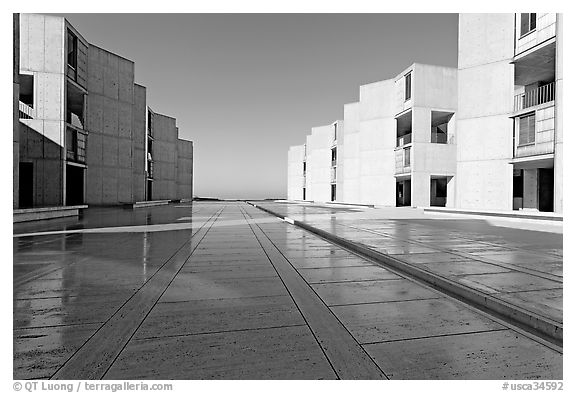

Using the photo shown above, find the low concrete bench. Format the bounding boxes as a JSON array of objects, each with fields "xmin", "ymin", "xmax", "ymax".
[
  {"xmin": 423, "ymin": 207, "xmax": 563, "ymax": 221},
  {"xmin": 129, "ymin": 200, "xmax": 171, "ymax": 209},
  {"xmin": 14, "ymin": 205, "xmax": 88, "ymax": 223}
]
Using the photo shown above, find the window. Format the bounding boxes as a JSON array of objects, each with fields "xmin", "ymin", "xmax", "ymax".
[
  {"xmin": 518, "ymin": 113, "xmax": 535, "ymax": 145},
  {"xmin": 67, "ymin": 30, "xmax": 77, "ymax": 69},
  {"xmin": 404, "ymin": 147, "xmax": 410, "ymax": 166},
  {"xmin": 405, "ymin": 73, "xmax": 412, "ymax": 101},
  {"xmin": 520, "ymin": 13, "xmax": 537, "ymax": 36},
  {"xmin": 431, "ymin": 123, "xmax": 448, "ymax": 144},
  {"xmin": 331, "ymin": 147, "xmax": 337, "ymax": 165},
  {"xmin": 333, "ymin": 123, "xmax": 337, "ymax": 141},
  {"xmin": 303, "ymin": 162, "xmax": 306, "ymax": 173}
]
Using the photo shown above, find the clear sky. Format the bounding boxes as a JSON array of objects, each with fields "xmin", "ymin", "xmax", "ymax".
[{"xmin": 57, "ymin": 13, "xmax": 458, "ymax": 199}]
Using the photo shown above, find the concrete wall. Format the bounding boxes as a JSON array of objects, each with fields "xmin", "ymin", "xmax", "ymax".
[
  {"xmin": 456, "ymin": 14, "xmax": 515, "ymax": 211},
  {"xmin": 307, "ymin": 126, "xmax": 332, "ymax": 202},
  {"xmin": 287, "ymin": 145, "xmax": 305, "ymax": 200},
  {"xmin": 334, "ymin": 120, "xmax": 345, "ymax": 202},
  {"xmin": 18, "ymin": 14, "xmax": 67, "ymax": 207},
  {"xmin": 410, "ymin": 64, "xmax": 458, "ymax": 207},
  {"xmin": 554, "ymin": 14, "xmax": 562, "ymax": 213},
  {"xmin": 86, "ymin": 45, "xmax": 137, "ymax": 204},
  {"xmin": 359, "ymin": 79, "xmax": 396, "ymax": 206},
  {"xmin": 151, "ymin": 112, "xmax": 178, "ymax": 200},
  {"xmin": 342, "ymin": 103, "xmax": 360, "ymax": 204},
  {"xmin": 132, "ymin": 84, "xmax": 147, "ymax": 202},
  {"xmin": 14, "ymin": 14, "xmax": 20, "ymax": 208},
  {"xmin": 177, "ymin": 138, "xmax": 194, "ymax": 199}
]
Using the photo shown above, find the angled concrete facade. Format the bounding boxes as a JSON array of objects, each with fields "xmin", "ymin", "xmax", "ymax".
[
  {"xmin": 14, "ymin": 13, "xmax": 194, "ymax": 209},
  {"xmin": 286, "ymin": 13, "xmax": 562, "ymax": 214}
]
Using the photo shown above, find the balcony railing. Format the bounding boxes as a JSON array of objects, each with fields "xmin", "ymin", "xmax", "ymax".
[
  {"xmin": 396, "ymin": 133, "xmax": 412, "ymax": 147},
  {"xmin": 514, "ymin": 82, "xmax": 555, "ymax": 112},
  {"xmin": 66, "ymin": 127, "xmax": 87, "ymax": 164},
  {"xmin": 18, "ymin": 101, "xmax": 34, "ymax": 119}
]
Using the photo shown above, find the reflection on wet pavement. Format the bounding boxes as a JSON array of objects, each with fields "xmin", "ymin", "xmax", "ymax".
[{"xmin": 13, "ymin": 202, "xmax": 562, "ymax": 380}]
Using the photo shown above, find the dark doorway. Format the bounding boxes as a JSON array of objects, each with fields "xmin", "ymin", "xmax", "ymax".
[
  {"xmin": 430, "ymin": 177, "xmax": 447, "ymax": 207},
  {"xmin": 538, "ymin": 168, "xmax": 554, "ymax": 212},
  {"xmin": 19, "ymin": 162, "xmax": 34, "ymax": 208},
  {"xmin": 147, "ymin": 180, "xmax": 153, "ymax": 201},
  {"xmin": 303, "ymin": 188, "xmax": 306, "ymax": 200},
  {"xmin": 396, "ymin": 180, "xmax": 411, "ymax": 207},
  {"xmin": 331, "ymin": 184, "xmax": 336, "ymax": 202},
  {"xmin": 513, "ymin": 169, "xmax": 524, "ymax": 210},
  {"xmin": 66, "ymin": 164, "xmax": 84, "ymax": 206}
]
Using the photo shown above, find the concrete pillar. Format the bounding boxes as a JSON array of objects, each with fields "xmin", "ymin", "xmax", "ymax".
[
  {"xmin": 523, "ymin": 169, "xmax": 538, "ymax": 210},
  {"xmin": 554, "ymin": 13, "xmax": 563, "ymax": 213},
  {"xmin": 411, "ymin": 172, "xmax": 430, "ymax": 207}
]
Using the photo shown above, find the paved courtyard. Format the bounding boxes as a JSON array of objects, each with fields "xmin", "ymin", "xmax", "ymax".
[{"xmin": 13, "ymin": 202, "xmax": 562, "ymax": 379}]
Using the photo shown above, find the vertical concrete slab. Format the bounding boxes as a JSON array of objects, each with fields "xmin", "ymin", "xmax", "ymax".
[
  {"xmin": 554, "ymin": 14, "xmax": 563, "ymax": 213},
  {"xmin": 177, "ymin": 138, "xmax": 194, "ymax": 199},
  {"xmin": 457, "ymin": 14, "xmax": 515, "ymax": 211},
  {"xmin": 342, "ymin": 102, "xmax": 360, "ymax": 204},
  {"xmin": 287, "ymin": 145, "xmax": 305, "ymax": 200},
  {"xmin": 151, "ymin": 112, "xmax": 179, "ymax": 200},
  {"xmin": 359, "ymin": 79, "xmax": 396, "ymax": 206},
  {"xmin": 307, "ymin": 125, "xmax": 332, "ymax": 202},
  {"xmin": 132, "ymin": 84, "xmax": 146, "ymax": 202}
]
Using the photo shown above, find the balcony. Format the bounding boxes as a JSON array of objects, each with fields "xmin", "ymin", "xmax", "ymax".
[
  {"xmin": 513, "ymin": 105, "xmax": 555, "ymax": 159},
  {"xmin": 18, "ymin": 101, "xmax": 34, "ymax": 119},
  {"xmin": 147, "ymin": 160, "xmax": 154, "ymax": 179},
  {"xmin": 66, "ymin": 127, "xmax": 87, "ymax": 164},
  {"xmin": 396, "ymin": 133, "xmax": 412, "ymax": 147},
  {"xmin": 331, "ymin": 167, "xmax": 337, "ymax": 183},
  {"xmin": 514, "ymin": 82, "xmax": 555, "ymax": 112},
  {"xmin": 395, "ymin": 146, "xmax": 411, "ymax": 175}
]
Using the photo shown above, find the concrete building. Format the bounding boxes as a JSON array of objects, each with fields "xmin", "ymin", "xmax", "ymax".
[
  {"xmin": 457, "ymin": 13, "xmax": 561, "ymax": 213},
  {"xmin": 289, "ymin": 63, "xmax": 457, "ymax": 208},
  {"xmin": 287, "ymin": 13, "xmax": 562, "ymax": 214},
  {"xmin": 14, "ymin": 14, "xmax": 193, "ymax": 209}
]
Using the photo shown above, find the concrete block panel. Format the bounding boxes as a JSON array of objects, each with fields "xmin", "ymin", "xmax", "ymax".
[
  {"xmin": 102, "ymin": 97, "xmax": 119, "ymax": 136},
  {"xmin": 86, "ymin": 164, "xmax": 103, "ymax": 205},
  {"xmin": 43, "ymin": 122, "xmax": 64, "ymax": 159},
  {"xmin": 457, "ymin": 116, "xmax": 512, "ymax": 162},
  {"xmin": 102, "ymin": 135, "xmax": 119, "ymax": 167},
  {"xmin": 118, "ymin": 102, "xmax": 133, "ymax": 138},
  {"xmin": 44, "ymin": 16, "xmax": 65, "ymax": 74},
  {"xmin": 456, "ymin": 160, "xmax": 513, "ymax": 211},
  {"xmin": 458, "ymin": 61, "xmax": 514, "ymax": 119},
  {"xmin": 118, "ymin": 138, "xmax": 132, "ymax": 169},
  {"xmin": 39, "ymin": 73, "xmax": 64, "ymax": 122},
  {"xmin": 88, "ymin": 61, "xmax": 105, "ymax": 94},
  {"xmin": 86, "ymin": 133, "xmax": 103, "ymax": 166},
  {"xmin": 413, "ymin": 64, "xmax": 458, "ymax": 110},
  {"xmin": 41, "ymin": 159, "xmax": 63, "ymax": 206},
  {"xmin": 103, "ymin": 53, "xmax": 119, "ymax": 100},
  {"xmin": 87, "ymin": 93, "xmax": 104, "ymax": 132},
  {"xmin": 27, "ymin": 14, "xmax": 46, "ymax": 72},
  {"xmin": 458, "ymin": 14, "xmax": 515, "ymax": 69},
  {"xmin": 102, "ymin": 167, "xmax": 119, "ymax": 204},
  {"xmin": 359, "ymin": 80, "xmax": 394, "ymax": 121},
  {"xmin": 118, "ymin": 66, "xmax": 135, "ymax": 103},
  {"xmin": 117, "ymin": 168, "xmax": 133, "ymax": 203}
]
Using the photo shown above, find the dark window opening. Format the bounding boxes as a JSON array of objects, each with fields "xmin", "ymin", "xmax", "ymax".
[
  {"xmin": 303, "ymin": 162, "xmax": 306, "ymax": 173},
  {"xmin": 19, "ymin": 74, "xmax": 34, "ymax": 107},
  {"xmin": 66, "ymin": 127, "xmax": 86, "ymax": 163},
  {"xmin": 513, "ymin": 170, "xmax": 524, "ymax": 198},
  {"xmin": 520, "ymin": 13, "xmax": 537, "ymax": 36},
  {"xmin": 405, "ymin": 73, "xmax": 412, "ymax": 101},
  {"xmin": 66, "ymin": 164, "xmax": 84, "ymax": 206},
  {"xmin": 430, "ymin": 178, "xmax": 447, "ymax": 207},
  {"xmin": 331, "ymin": 147, "xmax": 337, "ymax": 166},
  {"xmin": 333, "ymin": 123, "xmax": 337, "ymax": 141},
  {"xmin": 303, "ymin": 188, "xmax": 306, "ymax": 200},
  {"xmin": 331, "ymin": 184, "xmax": 336, "ymax": 202},
  {"xmin": 404, "ymin": 147, "xmax": 410, "ymax": 167},
  {"xmin": 19, "ymin": 162, "xmax": 34, "ymax": 208}
]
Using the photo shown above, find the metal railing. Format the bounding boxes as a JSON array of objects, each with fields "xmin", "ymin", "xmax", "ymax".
[
  {"xmin": 514, "ymin": 82, "xmax": 555, "ymax": 112},
  {"xmin": 19, "ymin": 101, "xmax": 34, "ymax": 119}
]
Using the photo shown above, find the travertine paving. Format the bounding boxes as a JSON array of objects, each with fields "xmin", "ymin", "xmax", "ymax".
[{"xmin": 13, "ymin": 202, "xmax": 562, "ymax": 380}]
